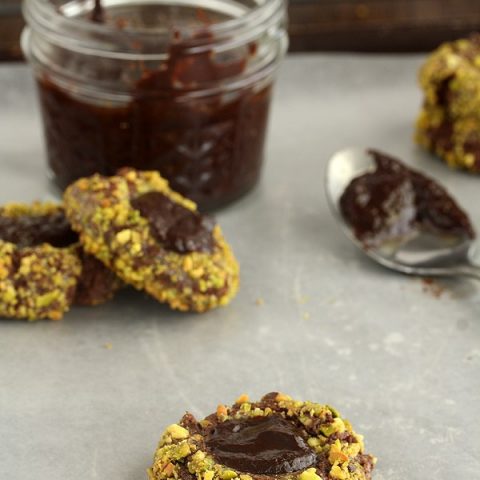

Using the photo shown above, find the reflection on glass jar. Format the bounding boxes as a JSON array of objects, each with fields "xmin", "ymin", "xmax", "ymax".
[{"xmin": 22, "ymin": 0, "xmax": 288, "ymax": 209}]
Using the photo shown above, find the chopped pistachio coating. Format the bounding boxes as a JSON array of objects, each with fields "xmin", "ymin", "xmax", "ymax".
[
  {"xmin": 0, "ymin": 202, "xmax": 81, "ymax": 320},
  {"xmin": 148, "ymin": 393, "xmax": 376, "ymax": 480},
  {"xmin": 415, "ymin": 35, "xmax": 480, "ymax": 172},
  {"xmin": 418, "ymin": 36, "xmax": 480, "ymax": 120},
  {"xmin": 416, "ymin": 105, "xmax": 480, "ymax": 172},
  {"xmin": 63, "ymin": 168, "xmax": 239, "ymax": 312},
  {"xmin": 0, "ymin": 202, "xmax": 61, "ymax": 218}
]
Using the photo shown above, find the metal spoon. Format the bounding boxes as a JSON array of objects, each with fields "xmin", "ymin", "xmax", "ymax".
[{"xmin": 325, "ymin": 147, "xmax": 480, "ymax": 280}]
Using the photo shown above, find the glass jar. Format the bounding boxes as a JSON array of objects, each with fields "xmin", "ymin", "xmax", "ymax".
[{"xmin": 22, "ymin": 0, "xmax": 288, "ymax": 210}]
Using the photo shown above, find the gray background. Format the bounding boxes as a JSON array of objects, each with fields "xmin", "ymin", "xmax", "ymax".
[{"xmin": 1, "ymin": 56, "xmax": 479, "ymax": 479}]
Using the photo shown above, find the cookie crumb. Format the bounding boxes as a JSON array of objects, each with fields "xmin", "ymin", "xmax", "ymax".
[
  {"xmin": 103, "ymin": 342, "xmax": 113, "ymax": 349},
  {"xmin": 255, "ymin": 297, "xmax": 264, "ymax": 306},
  {"xmin": 296, "ymin": 295, "xmax": 310, "ymax": 305},
  {"xmin": 421, "ymin": 278, "xmax": 445, "ymax": 298}
]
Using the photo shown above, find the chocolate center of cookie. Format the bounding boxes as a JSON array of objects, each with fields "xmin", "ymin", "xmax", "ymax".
[
  {"xmin": 205, "ymin": 415, "xmax": 317, "ymax": 475},
  {"xmin": 130, "ymin": 191, "xmax": 215, "ymax": 253},
  {"xmin": 0, "ymin": 212, "xmax": 78, "ymax": 248},
  {"xmin": 339, "ymin": 149, "xmax": 475, "ymax": 246}
]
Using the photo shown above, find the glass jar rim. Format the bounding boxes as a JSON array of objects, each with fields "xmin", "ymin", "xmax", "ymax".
[{"xmin": 23, "ymin": 0, "xmax": 286, "ymax": 59}]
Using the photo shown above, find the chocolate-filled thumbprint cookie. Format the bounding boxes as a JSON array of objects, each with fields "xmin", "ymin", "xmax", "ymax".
[
  {"xmin": 148, "ymin": 393, "xmax": 376, "ymax": 480},
  {"xmin": 63, "ymin": 168, "xmax": 239, "ymax": 312},
  {"xmin": 0, "ymin": 202, "xmax": 120, "ymax": 320}
]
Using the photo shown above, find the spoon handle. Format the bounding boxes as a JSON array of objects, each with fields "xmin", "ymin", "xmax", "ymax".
[{"xmin": 454, "ymin": 262, "xmax": 480, "ymax": 280}]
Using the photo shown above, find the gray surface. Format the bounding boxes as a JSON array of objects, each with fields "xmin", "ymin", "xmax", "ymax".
[{"xmin": 1, "ymin": 55, "xmax": 479, "ymax": 480}]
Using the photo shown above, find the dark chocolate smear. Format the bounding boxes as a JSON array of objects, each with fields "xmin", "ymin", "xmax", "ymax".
[
  {"xmin": 205, "ymin": 415, "xmax": 317, "ymax": 475},
  {"xmin": 339, "ymin": 149, "xmax": 475, "ymax": 246},
  {"xmin": 0, "ymin": 211, "xmax": 78, "ymax": 248},
  {"xmin": 130, "ymin": 191, "xmax": 215, "ymax": 253}
]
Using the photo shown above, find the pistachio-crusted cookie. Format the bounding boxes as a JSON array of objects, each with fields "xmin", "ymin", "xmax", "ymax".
[
  {"xmin": 415, "ymin": 35, "xmax": 480, "ymax": 172},
  {"xmin": 63, "ymin": 168, "xmax": 239, "ymax": 312},
  {"xmin": 148, "ymin": 393, "xmax": 376, "ymax": 480},
  {"xmin": 0, "ymin": 202, "xmax": 121, "ymax": 320}
]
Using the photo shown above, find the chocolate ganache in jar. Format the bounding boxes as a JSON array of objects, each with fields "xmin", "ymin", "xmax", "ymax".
[{"xmin": 22, "ymin": 0, "xmax": 288, "ymax": 209}]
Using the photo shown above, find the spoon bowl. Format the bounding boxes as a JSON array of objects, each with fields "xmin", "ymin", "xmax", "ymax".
[{"xmin": 325, "ymin": 147, "xmax": 480, "ymax": 280}]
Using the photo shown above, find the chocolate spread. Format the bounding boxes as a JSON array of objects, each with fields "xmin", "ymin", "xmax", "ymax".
[
  {"xmin": 130, "ymin": 191, "xmax": 215, "ymax": 253},
  {"xmin": 340, "ymin": 149, "xmax": 474, "ymax": 246},
  {"xmin": 205, "ymin": 415, "xmax": 317, "ymax": 475},
  {"xmin": 0, "ymin": 211, "xmax": 78, "ymax": 248},
  {"xmin": 37, "ymin": 2, "xmax": 270, "ymax": 210}
]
